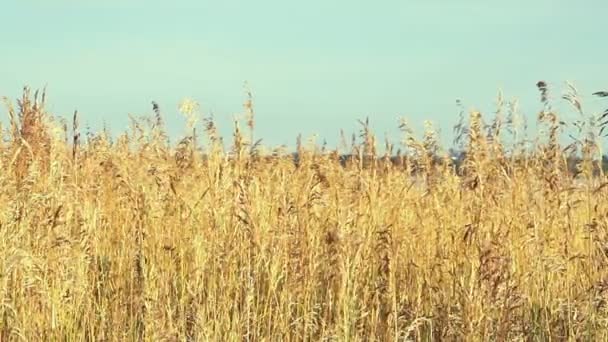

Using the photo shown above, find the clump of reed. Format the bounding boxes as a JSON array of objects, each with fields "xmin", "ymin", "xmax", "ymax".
[{"xmin": 0, "ymin": 82, "xmax": 608, "ymax": 340}]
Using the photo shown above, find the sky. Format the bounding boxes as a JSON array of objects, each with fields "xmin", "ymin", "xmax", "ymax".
[{"xmin": 1, "ymin": 1, "xmax": 607, "ymax": 149}]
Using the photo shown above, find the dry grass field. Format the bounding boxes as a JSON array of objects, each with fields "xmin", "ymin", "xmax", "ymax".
[{"xmin": 1, "ymin": 86, "xmax": 608, "ymax": 341}]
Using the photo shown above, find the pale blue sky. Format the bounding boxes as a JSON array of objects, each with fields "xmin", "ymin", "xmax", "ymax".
[{"xmin": 1, "ymin": 1, "xmax": 606, "ymax": 148}]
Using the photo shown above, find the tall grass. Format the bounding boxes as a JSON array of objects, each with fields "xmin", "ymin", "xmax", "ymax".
[{"xmin": 1, "ymin": 84, "xmax": 608, "ymax": 340}]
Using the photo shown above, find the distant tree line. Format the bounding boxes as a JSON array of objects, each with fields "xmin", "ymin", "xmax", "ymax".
[{"xmin": 288, "ymin": 151, "xmax": 608, "ymax": 177}]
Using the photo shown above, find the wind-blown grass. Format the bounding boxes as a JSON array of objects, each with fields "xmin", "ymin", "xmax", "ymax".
[{"xmin": 1, "ymin": 84, "xmax": 608, "ymax": 340}]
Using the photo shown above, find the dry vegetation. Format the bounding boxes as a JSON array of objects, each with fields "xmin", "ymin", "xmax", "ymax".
[{"xmin": 1, "ymin": 84, "xmax": 608, "ymax": 341}]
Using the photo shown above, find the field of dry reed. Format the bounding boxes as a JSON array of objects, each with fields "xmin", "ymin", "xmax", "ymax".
[{"xmin": 1, "ymin": 85, "xmax": 608, "ymax": 341}]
